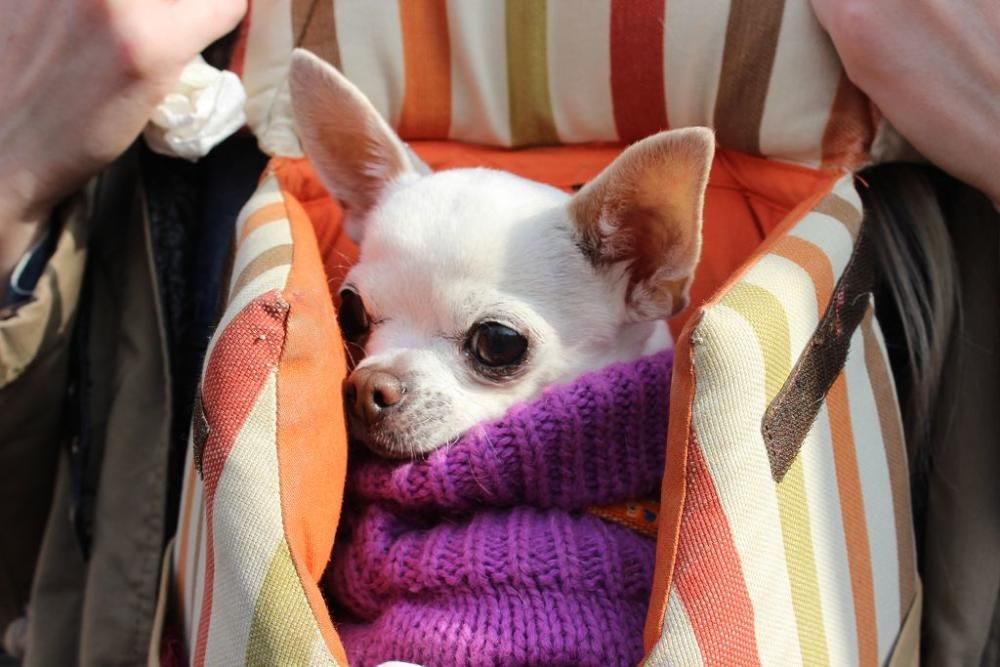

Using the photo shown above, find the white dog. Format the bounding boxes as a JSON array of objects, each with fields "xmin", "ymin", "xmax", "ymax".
[{"xmin": 289, "ymin": 49, "xmax": 713, "ymax": 458}]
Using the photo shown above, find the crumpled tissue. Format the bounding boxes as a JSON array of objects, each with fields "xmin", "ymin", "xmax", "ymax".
[{"xmin": 143, "ymin": 56, "xmax": 246, "ymax": 161}]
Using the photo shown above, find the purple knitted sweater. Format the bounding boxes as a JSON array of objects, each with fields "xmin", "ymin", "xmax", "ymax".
[{"xmin": 328, "ymin": 350, "xmax": 673, "ymax": 667}]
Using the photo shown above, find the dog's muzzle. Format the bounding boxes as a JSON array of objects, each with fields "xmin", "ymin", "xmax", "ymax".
[{"xmin": 343, "ymin": 367, "xmax": 406, "ymax": 427}]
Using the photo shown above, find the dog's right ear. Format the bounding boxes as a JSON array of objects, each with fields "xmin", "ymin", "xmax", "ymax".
[
  {"xmin": 289, "ymin": 49, "xmax": 419, "ymax": 244},
  {"xmin": 568, "ymin": 127, "xmax": 714, "ymax": 322}
]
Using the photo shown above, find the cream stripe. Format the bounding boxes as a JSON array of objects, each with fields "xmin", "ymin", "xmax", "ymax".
[
  {"xmin": 747, "ymin": 253, "xmax": 859, "ymax": 661},
  {"xmin": 743, "ymin": 254, "xmax": 864, "ymax": 663},
  {"xmin": 241, "ymin": 0, "xmax": 297, "ymax": 155},
  {"xmin": 545, "ymin": 0, "xmax": 616, "ymax": 143},
  {"xmin": 185, "ymin": 481, "xmax": 204, "ymax": 648},
  {"xmin": 864, "ymin": 304, "xmax": 917, "ymax": 615},
  {"xmin": 179, "ymin": 460, "xmax": 205, "ymax": 646},
  {"xmin": 844, "ymin": 325, "xmax": 902, "ymax": 662},
  {"xmin": 446, "ymin": 0, "xmax": 511, "ymax": 145},
  {"xmin": 787, "ymin": 213, "xmax": 855, "ymax": 280},
  {"xmin": 832, "ymin": 172, "xmax": 864, "ymax": 202},
  {"xmin": 236, "ymin": 176, "xmax": 283, "ymax": 238},
  {"xmin": 203, "ymin": 373, "xmax": 286, "ymax": 664},
  {"xmin": 725, "ymin": 275, "xmax": 829, "ymax": 665},
  {"xmin": 695, "ymin": 304, "xmax": 803, "ymax": 667},
  {"xmin": 758, "ymin": 0, "xmax": 843, "ymax": 166},
  {"xmin": 230, "ymin": 221, "xmax": 293, "ymax": 294},
  {"xmin": 800, "ymin": 402, "xmax": 861, "ymax": 667},
  {"xmin": 742, "ymin": 255, "xmax": 820, "ymax": 359},
  {"xmin": 646, "ymin": 587, "xmax": 706, "ymax": 666},
  {"xmin": 333, "ymin": 0, "xmax": 405, "ymax": 127},
  {"xmin": 190, "ymin": 494, "xmax": 207, "ymax": 654},
  {"xmin": 663, "ymin": 0, "xmax": 731, "ymax": 132},
  {"xmin": 308, "ymin": 633, "xmax": 340, "ymax": 667},
  {"xmin": 173, "ymin": 445, "xmax": 203, "ymax": 651}
]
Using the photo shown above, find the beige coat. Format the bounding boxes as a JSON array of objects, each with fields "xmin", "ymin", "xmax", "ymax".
[{"xmin": 0, "ymin": 151, "xmax": 171, "ymax": 666}]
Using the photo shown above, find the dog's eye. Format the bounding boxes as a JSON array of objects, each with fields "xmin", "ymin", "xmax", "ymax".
[
  {"xmin": 469, "ymin": 322, "xmax": 527, "ymax": 367},
  {"xmin": 338, "ymin": 289, "xmax": 370, "ymax": 342}
]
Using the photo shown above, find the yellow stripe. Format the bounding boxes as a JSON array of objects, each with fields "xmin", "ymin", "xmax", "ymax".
[
  {"xmin": 246, "ymin": 540, "xmax": 319, "ymax": 665},
  {"xmin": 723, "ymin": 282, "xmax": 831, "ymax": 666},
  {"xmin": 505, "ymin": 0, "xmax": 559, "ymax": 146}
]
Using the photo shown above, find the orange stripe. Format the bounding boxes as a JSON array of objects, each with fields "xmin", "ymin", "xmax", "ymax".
[
  {"xmin": 643, "ymin": 309, "xmax": 699, "ymax": 652},
  {"xmin": 821, "ymin": 70, "xmax": 877, "ymax": 170},
  {"xmin": 771, "ymin": 235, "xmax": 835, "ymax": 312},
  {"xmin": 674, "ymin": 436, "xmax": 761, "ymax": 664},
  {"xmin": 861, "ymin": 309, "xmax": 917, "ymax": 619},
  {"xmin": 239, "ymin": 203, "xmax": 286, "ymax": 243},
  {"xmin": 397, "ymin": 0, "xmax": 451, "ymax": 139},
  {"xmin": 827, "ymin": 372, "xmax": 879, "ymax": 666}
]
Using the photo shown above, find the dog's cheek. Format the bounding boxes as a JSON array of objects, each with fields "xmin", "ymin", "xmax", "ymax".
[{"xmin": 385, "ymin": 386, "xmax": 459, "ymax": 449}]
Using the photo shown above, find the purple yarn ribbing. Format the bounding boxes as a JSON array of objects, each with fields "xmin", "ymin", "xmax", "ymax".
[{"xmin": 329, "ymin": 349, "xmax": 673, "ymax": 667}]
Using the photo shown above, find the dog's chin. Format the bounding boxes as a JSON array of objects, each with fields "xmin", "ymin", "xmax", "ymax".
[
  {"xmin": 348, "ymin": 415, "xmax": 458, "ymax": 460},
  {"xmin": 357, "ymin": 430, "xmax": 416, "ymax": 460}
]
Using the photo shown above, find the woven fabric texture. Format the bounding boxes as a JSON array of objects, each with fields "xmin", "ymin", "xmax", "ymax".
[
  {"xmin": 644, "ymin": 174, "xmax": 919, "ymax": 666},
  {"xmin": 231, "ymin": 0, "xmax": 874, "ymax": 168},
  {"xmin": 164, "ymin": 159, "xmax": 918, "ymax": 666},
  {"xmin": 171, "ymin": 173, "xmax": 347, "ymax": 666}
]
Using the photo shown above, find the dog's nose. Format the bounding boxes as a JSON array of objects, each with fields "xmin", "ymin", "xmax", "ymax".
[{"xmin": 344, "ymin": 367, "xmax": 405, "ymax": 426}]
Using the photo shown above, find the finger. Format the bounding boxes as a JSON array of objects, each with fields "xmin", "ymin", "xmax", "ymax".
[{"xmin": 170, "ymin": 0, "xmax": 247, "ymax": 51}]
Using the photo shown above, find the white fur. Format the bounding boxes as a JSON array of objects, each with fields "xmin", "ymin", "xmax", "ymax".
[
  {"xmin": 342, "ymin": 168, "xmax": 671, "ymax": 454},
  {"xmin": 287, "ymin": 49, "xmax": 710, "ymax": 458}
]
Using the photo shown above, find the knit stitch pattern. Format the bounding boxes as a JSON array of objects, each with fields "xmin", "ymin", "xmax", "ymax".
[{"xmin": 328, "ymin": 349, "xmax": 673, "ymax": 667}]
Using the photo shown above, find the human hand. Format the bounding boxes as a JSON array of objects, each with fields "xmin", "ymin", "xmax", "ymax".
[
  {"xmin": 0, "ymin": 0, "xmax": 246, "ymax": 280},
  {"xmin": 811, "ymin": 0, "xmax": 1000, "ymax": 202}
]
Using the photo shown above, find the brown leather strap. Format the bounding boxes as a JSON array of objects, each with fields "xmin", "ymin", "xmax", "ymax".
[{"xmin": 761, "ymin": 221, "xmax": 876, "ymax": 482}]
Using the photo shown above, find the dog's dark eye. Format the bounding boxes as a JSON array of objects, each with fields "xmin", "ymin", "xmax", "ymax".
[
  {"xmin": 469, "ymin": 322, "xmax": 527, "ymax": 367},
  {"xmin": 338, "ymin": 289, "xmax": 370, "ymax": 342}
]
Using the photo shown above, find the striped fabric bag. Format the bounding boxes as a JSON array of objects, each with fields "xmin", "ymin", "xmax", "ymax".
[
  {"xmin": 155, "ymin": 2, "xmax": 921, "ymax": 665},
  {"xmin": 169, "ymin": 172, "xmax": 350, "ymax": 665},
  {"xmin": 645, "ymin": 176, "xmax": 921, "ymax": 666},
  {"xmin": 231, "ymin": 0, "xmax": 875, "ymax": 168}
]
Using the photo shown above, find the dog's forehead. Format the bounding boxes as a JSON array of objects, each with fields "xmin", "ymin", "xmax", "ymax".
[
  {"xmin": 347, "ymin": 167, "xmax": 618, "ymax": 335},
  {"xmin": 370, "ymin": 169, "xmax": 566, "ymax": 250}
]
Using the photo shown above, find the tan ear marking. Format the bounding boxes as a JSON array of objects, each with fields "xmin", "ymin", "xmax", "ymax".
[{"xmin": 568, "ymin": 127, "xmax": 714, "ymax": 320}]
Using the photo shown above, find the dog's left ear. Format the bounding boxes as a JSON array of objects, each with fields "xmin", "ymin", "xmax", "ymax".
[
  {"xmin": 568, "ymin": 127, "xmax": 714, "ymax": 321},
  {"xmin": 288, "ymin": 48, "xmax": 422, "ymax": 243}
]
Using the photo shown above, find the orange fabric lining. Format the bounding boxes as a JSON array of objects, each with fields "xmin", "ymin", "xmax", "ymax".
[
  {"xmin": 275, "ymin": 193, "xmax": 350, "ymax": 664},
  {"xmin": 271, "ymin": 141, "xmax": 841, "ymax": 329},
  {"xmin": 268, "ymin": 142, "xmax": 848, "ymax": 662}
]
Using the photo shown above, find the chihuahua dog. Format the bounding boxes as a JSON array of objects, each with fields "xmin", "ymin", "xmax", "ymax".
[{"xmin": 289, "ymin": 49, "xmax": 713, "ymax": 459}]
